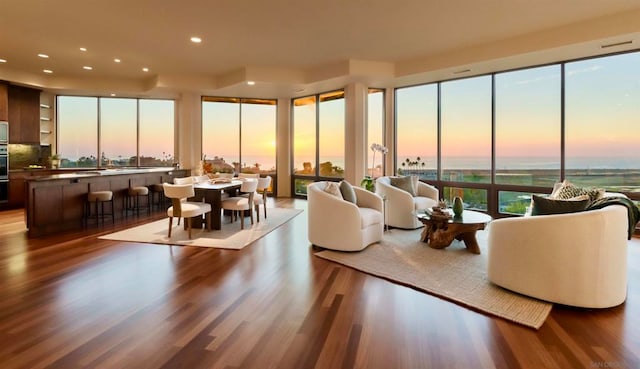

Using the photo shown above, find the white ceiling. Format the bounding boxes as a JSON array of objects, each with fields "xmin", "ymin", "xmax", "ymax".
[{"xmin": 1, "ymin": 0, "xmax": 639, "ymax": 98}]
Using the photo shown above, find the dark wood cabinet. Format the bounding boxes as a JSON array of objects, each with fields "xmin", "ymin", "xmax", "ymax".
[
  {"xmin": 8, "ymin": 85, "xmax": 40, "ymax": 144},
  {"xmin": 8, "ymin": 171, "xmax": 27, "ymax": 208},
  {"xmin": 0, "ymin": 83, "xmax": 8, "ymax": 121}
]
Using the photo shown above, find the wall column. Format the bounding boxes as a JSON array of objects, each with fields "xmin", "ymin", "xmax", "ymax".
[
  {"xmin": 176, "ymin": 92, "xmax": 202, "ymax": 172},
  {"xmin": 384, "ymin": 87, "xmax": 395, "ymax": 176},
  {"xmin": 344, "ymin": 82, "xmax": 367, "ymax": 185},
  {"xmin": 276, "ymin": 98, "xmax": 291, "ymax": 197}
]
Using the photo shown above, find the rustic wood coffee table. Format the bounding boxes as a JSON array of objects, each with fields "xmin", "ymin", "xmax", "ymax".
[{"xmin": 417, "ymin": 209, "xmax": 492, "ymax": 254}]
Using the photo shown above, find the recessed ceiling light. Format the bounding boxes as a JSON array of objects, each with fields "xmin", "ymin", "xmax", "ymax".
[
  {"xmin": 247, "ymin": 81, "xmax": 256, "ymax": 86},
  {"xmin": 190, "ymin": 36, "xmax": 202, "ymax": 43},
  {"xmin": 142, "ymin": 67, "xmax": 149, "ymax": 72},
  {"xmin": 114, "ymin": 58, "xmax": 121, "ymax": 63},
  {"xmin": 38, "ymin": 53, "xmax": 49, "ymax": 58},
  {"xmin": 83, "ymin": 66, "xmax": 93, "ymax": 70},
  {"xmin": 110, "ymin": 93, "xmax": 116, "ymax": 97},
  {"xmin": 0, "ymin": 59, "xmax": 6, "ymax": 63},
  {"xmin": 43, "ymin": 69, "xmax": 53, "ymax": 74},
  {"xmin": 80, "ymin": 47, "xmax": 87, "ymax": 52}
]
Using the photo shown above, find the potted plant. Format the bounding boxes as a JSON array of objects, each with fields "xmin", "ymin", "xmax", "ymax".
[{"xmin": 360, "ymin": 176, "xmax": 375, "ymax": 192}]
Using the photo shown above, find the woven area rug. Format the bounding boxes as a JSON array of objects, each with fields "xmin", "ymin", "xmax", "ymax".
[
  {"xmin": 100, "ymin": 208, "xmax": 303, "ymax": 249},
  {"xmin": 315, "ymin": 229, "xmax": 552, "ymax": 329}
]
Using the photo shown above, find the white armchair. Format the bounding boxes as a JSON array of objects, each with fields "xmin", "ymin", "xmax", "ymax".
[
  {"xmin": 487, "ymin": 205, "xmax": 629, "ymax": 308},
  {"xmin": 307, "ymin": 181, "xmax": 384, "ymax": 251},
  {"xmin": 375, "ymin": 176, "xmax": 439, "ymax": 229}
]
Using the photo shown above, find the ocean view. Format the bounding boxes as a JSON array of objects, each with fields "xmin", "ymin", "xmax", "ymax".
[{"xmin": 396, "ymin": 156, "xmax": 640, "ymax": 170}]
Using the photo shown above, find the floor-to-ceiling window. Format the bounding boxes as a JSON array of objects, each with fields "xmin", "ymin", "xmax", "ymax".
[
  {"xmin": 202, "ymin": 98, "xmax": 240, "ymax": 173},
  {"xmin": 367, "ymin": 88, "xmax": 385, "ymax": 178},
  {"xmin": 395, "ymin": 84, "xmax": 437, "ymax": 180},
  {"xmin": 394, "ymin": 50, "xmax": 640, "ymax": 217},
  {"xmin": 318, "ymin": 91, "xmax": 345, "ymax": 178},
  {"xmin": 495, "ymin": 65, "xmax": 561, "ymax": 214},
  {"xmin": 201, "ymin": 97, "xmax": 277, "ymax": 191},
  {"xmin": 292, "ymin": 90, "xmax": 345, "ymax": 196},
  {"xmin": 139, "ymin": 99, "xmax": 175, "ymax": 166},
  {"xmin": 100, "ymin": 98, "xmax": 137, "ymax": 167},
  {"xmin": 565, "ymin": 53, "xmax": 640, "ymax": 192},
  {"xmin": 441, "ymin": 76, "xmax": 492, "ymax": 210},
  {"xmin": 57, "ymin": 96, "xmax": 98, "ymax": 168},
  {"xmin": 57, "ymin": 97, "xmax": 175, "ymax": 168}
]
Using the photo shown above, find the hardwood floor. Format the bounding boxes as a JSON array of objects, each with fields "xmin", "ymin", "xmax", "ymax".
[{"xmin": 0, "ymin": 199, "xmax": 638, "ymax": 369}]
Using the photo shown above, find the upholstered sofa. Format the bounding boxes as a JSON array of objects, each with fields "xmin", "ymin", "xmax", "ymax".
[
  {"xmin": 307, "ymin": 181, "xmax": 384, "ymax": 251},
  {"xmin": 487, "ymin": 203, "xmax": 629, "ymax": 308},
  {"xmin": 375, "ymin": 176, "xmax": 439, "ymax": 229}
]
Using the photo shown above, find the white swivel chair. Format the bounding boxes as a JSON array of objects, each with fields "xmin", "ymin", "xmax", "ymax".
[
  {"xmin": 253, "ymin": 176, "xmax": 272, "ymax": 222},
  {"xmin": 163, "ymin": 183, "xmax": 212, "ymax": 239},
  {"xmin": 221, "ymin": 179, "xmax": 259, "ymax": 229},
  {"xmin": 375, "ymin": 176, "xmax": 439, "ymax": 229},
  {"xmin": 488, "ymin": 204, "xmax": 629, "ymax": 308},
  {"xmin": 307, "ymin": 181, "xmax": 384, "ymax": 251}
]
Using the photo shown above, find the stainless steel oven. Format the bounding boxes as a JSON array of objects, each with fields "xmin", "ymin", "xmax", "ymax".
[
  {"xmin": 0, "ymin": 144, "xmax": 7, "ymax": 179},
  {"xmin": 0, "ymin": 122, "xmax": 8, "ymax": 144},
  {"xmin": 0, "ymin": 144, "xmax": 7, "ymax": 203}
]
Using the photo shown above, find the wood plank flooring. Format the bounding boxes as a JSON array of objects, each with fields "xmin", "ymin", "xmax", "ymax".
[{"xmin": 0, "ymin": 199, "xmax": 639, "ymax": 369}]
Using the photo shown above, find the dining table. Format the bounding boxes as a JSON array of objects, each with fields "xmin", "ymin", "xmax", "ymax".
[{"xmin": 192, "ymin": 180, "xmax": 242, "ymax": 230}]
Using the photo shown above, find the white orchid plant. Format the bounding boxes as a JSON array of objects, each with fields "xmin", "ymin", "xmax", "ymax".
[
  {"xmin": 370, "ymin": 143, "xmax": 388, "ymax": 176},
  {"xmin": 361, "ymin": 143, "xmax": 388, "ymax": 191}
]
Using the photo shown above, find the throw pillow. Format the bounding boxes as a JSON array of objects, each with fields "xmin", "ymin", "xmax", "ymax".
[
  {"xmin": 555, "ymin": 184, "xmax": 605, "ymax": 202},
  {"xmin": 530, "ymin": 194, "xmax": 590, "ymax": 216},
  {"xmin": 390, "ymin": 176, "xmax": 416, "ymax": 196},
  {"xmin": 549, "ymin": 180, "xmax": 567, "ymax": 198},
  {"xmin": 339, "ymin": 180, "xmax": 357, "ymax": 204},
  {"xmin": 323, "ymin": 181, "xmax": 343, "ymax": 199},
  {"xmin": 410, "ymin": 175, "xmax": 419, "ymax": 196}
]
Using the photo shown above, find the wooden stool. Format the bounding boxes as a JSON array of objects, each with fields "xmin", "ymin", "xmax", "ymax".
[
  {"xmin": 149, "ymin": 183, "xmax": 167, "ymax": 210},
  {"xmin": 85, "ymin": 191, "xmax": 115, "ymax": 225},
  {"xmin": 125, "ymin": 186, "xmax": 150, "ymax": 215}
]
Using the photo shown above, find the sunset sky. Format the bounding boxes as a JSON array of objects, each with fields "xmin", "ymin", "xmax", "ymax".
[{"xmin": 56, "ymin": 52, "xmax": 638, "ymax": 171}]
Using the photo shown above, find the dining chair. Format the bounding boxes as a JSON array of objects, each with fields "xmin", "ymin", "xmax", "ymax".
[
  {"xmin": 238, "ymin": 173, "xmax": 260, "ymax": 179},
  {"xmin": 221, "ymin": 179, "xmax": 259, "ymax": 229},
  {"xmin": 173, "ymin": 177, "xmax": 195, "ymax": 185},
  {"xmin": 163, "ymin": 183, "xmax": 212, "ymax": 239},
  {"xmin": 215, "ymin": 173, "xmax": 234, "ymax": 179},
  {"xmin": 172, "ymin": 177, "xmax": 197, "ymax": 224},
  {"xmin": 194, "ymin": 175, "xmax": 210, "ymax": 183},
  {"xmin": 253, "ymin": 176, "xmax": 272, "ymax": 222}
]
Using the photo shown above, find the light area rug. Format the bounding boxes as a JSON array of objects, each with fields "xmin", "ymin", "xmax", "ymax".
[
  {"xmin": 99, "ymin": 208, "xmax": 303, "ymax": 249},
  {"xmin": 315, "ymin": 229, "xmax": 552, "ymax": 329}
]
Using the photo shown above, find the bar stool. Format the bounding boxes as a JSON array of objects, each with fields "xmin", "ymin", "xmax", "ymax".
[
  {"xmin": 149, "ymin": 183, "xmax": 167, "ymax": 210},
  {"xmin": 125, "ymin": 186, "xmax": 150, "ymax": 216},
  {"xmin": 85, "ymin": 190, "xmax": 115, "ymax": 225}
]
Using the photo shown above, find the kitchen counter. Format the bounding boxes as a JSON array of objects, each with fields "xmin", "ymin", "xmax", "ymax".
[
  {"xmin": 24, "ymin": 167, "xmax": 177, "ymax": 181},
  {"xmin": 23, "ymin": 167, "xmax": 189, "ymax": 237}
]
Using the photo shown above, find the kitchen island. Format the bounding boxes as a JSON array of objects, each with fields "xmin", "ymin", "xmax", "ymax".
[{"xmin": 24, "ymin": 168, "xmax": 188, "ymax": 237}]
